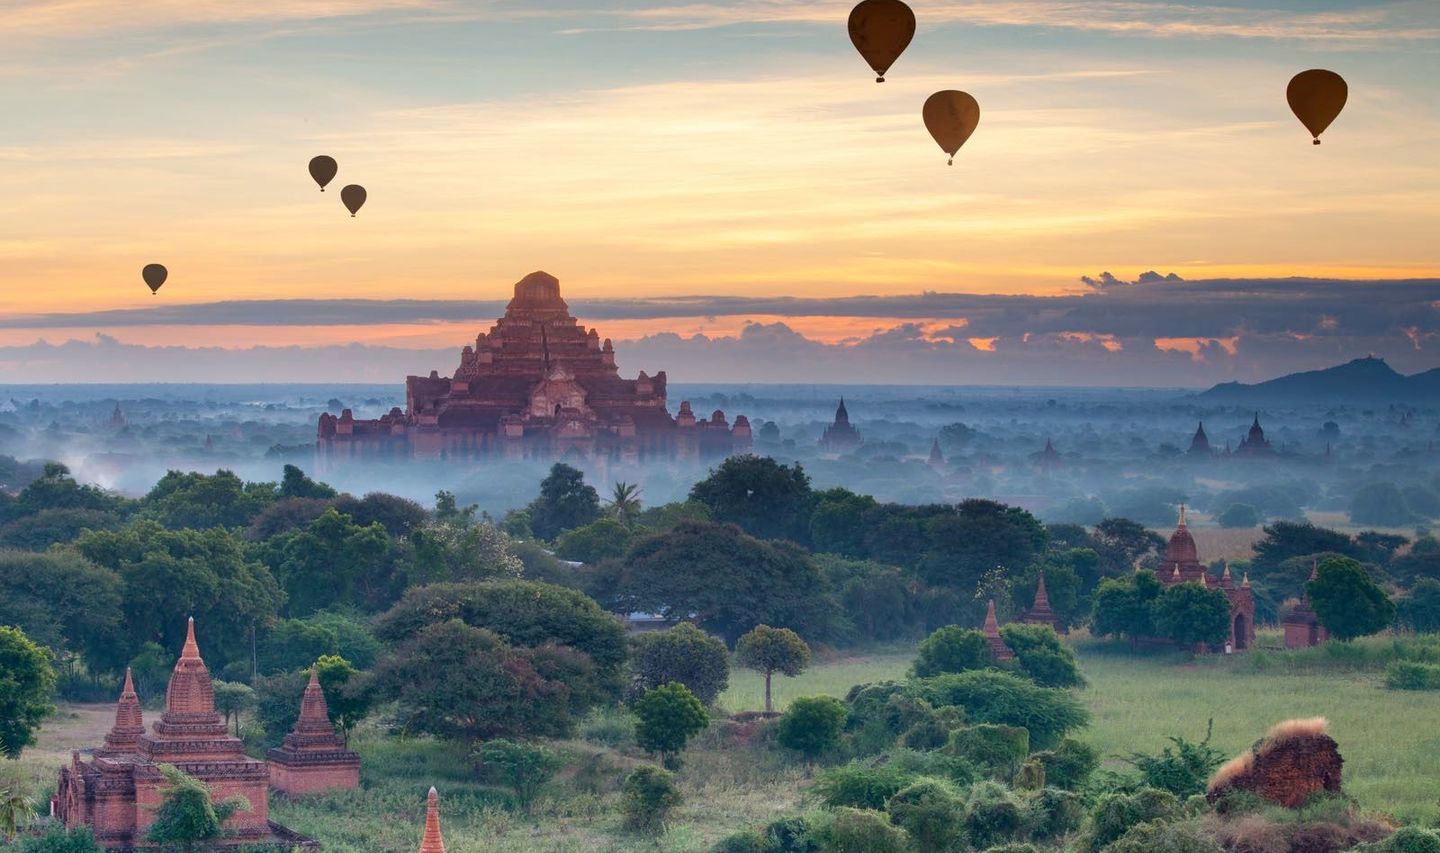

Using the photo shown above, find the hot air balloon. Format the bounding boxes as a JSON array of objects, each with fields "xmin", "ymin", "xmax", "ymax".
[
  {"xmin": 1287, "ymin": 70, "xmax": 1347, "ymax": 145},
  {"xmin": 340, "ymin": 184, "xmax": 367, "ymax": 217},
  {"xmin": 848, "ymin": 0, "xmax": 915, "ymax": 83},
  {"xmin": 141, "ymin": 263, "xmax": 167, "ymax": 295},
  {"xmin": 923, "ymin": 91, "xmax": 980, "ymax": 165},
  {"xmin": 308, "ymin": 155, "xmax": 338, "ymax": 191}
]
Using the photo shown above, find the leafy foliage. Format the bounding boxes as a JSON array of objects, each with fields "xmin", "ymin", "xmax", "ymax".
[
  {"xmin": 913, "ymin": 670, "xmax": 1089, "ymax": 749},
  {"xmin": 474, "ymin": 739, "xmax": 563, "ymax": 813},
  {"xmin": 1397, "ymin": 579, "xmax": 1440, "ymax": 633},
  {"xmin": 146, "ymin": 764, "xmax": 252, "ymax": 852},
  {"xmin": 689, "ymin": 455, "xmax": 814, "ymax": 543},
  {"xmin": 620, "ymin": 765, "xmax": 681, "ymax": 834},
  {"xmin": 628, "ymin": 623, "xmax": 730, "ymax": 705},
  {"xmin": 1308, "ymin": 556, "xmax": 1397, "ymax": 641},
  {"xmin": 0, "ymin": 625, "xmax": 56, "ymax": 757},
  {"xmin": 776, "ymin": 696, "xmax": 847, "ymax": 761},
  {"xmin": 814, "ymin": 807, "xmax": 908, "ymax": 853},
  {"xmin": 885, "ymin": 780, "xmax": 965, "ymax": 853},
  {"xmin": 911, "ymin": 626, "xmax": 990, "ymax": 678},
  {"xmin": 1123, "ymin": 720, "xmax": 1227, "ymax": 797},
  {"xmin": 736, "ymin": 625, "xmax": 810, "ymax": 712},
  {"xmin": 1151, "ymin": 582, "xmax": 1232, "ymax": 649},
  {"xmin": 999, "ymin": 623, "xmax": 1084, "ymax": 687},
  {"xmin": 632, "ymin": 682, "xmax": 709, "ymax": 766},
  {"xmin": 526, "ymin": 464, "xmax": 601, "ymax": 541}
]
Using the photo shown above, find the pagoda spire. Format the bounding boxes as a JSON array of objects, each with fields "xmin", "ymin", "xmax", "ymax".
[
  {"xmin": 104, "ymin": 667, "xmax": 145, "ymax": 752},
  {"xmin": 164, "ymin": 617, "xmax": 217, "ymax": 717},
  {"xmin": 982, "ymin": 599, "xmax": 1015, "ymax": 661},
  {"xmin": 1178, "ymin": 503, "xmax": 1187, "ymax": 527},
  {"xmin": 1033, "ymin": 574, "xmax": 1051, "ymax": 610},
  {"xmin": 293, "ymin": 666, "xmax": 334, "ymax": 735},
  {"xmin": 419, "ymin": 787, "xmax": 447, "ymax": 853},
  {"xmin": 180, "ymin": 616, "xmax": 200, "ymax": 660}
]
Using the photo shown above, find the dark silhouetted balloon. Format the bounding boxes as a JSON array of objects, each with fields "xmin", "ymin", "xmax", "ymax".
[
  {"xmin": 308, "ymin": 155, "xmax": 338, "ymax": 191},
  {"xmin": 141, "ymin": 263, "xmax": 167, "ymax": 295},
  {"xmin": 340, "ymin": 184, "xmax": 366, "ymax": 217},
  {"xmin": 848, "ymin": 0, "xmax": 915, "ymax": 83},
  {"xmin": 923, "ymin": 90, "xmax": 980, "ymax": 165},
  {"xmin": 1287, "ymin": 70, "xmax": 1347, "ymax": 145}
]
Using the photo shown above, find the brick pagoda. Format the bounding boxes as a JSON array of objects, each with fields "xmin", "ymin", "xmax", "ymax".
[
  {"xmin": 419, "ymin": 787, "xmax": 447, "ymax": 853},
  {"xmin": 267, "ymin": 668, "xmax": 361, "ymax": 796},
  {"xmin": 982, "ymin": 599, "xmax": 1015, "ymax": 661},
  {"xmin": 1019, "ymin": 574, "xmax": 1059, "ymax": 631},
  {"xmin": 1150, "ymin": 508, "xmax": 1256, "ymax": 652},
  {"xmin": 317, "ymin": 271, "xmax": 752, "ymax": 465},
  {"xmin": 1283, "ymin": 562, "xmax": 1329, "ymax": 648},
  {"xmin": 55, "ymin": 619, "xmax": 315, "ymax": 849}
]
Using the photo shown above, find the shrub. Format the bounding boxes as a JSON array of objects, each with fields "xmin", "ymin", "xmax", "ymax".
[
  {"xmin": 1104, "ymin": 819, "xmax": 1222, "ymax": 853},
  {"xmin": 736, "ymin": 625, "xmax": 812, "ymax": 713},
  {"xmin": 621, "ymin": 765, "xmax": 681, "ymax": 834},
  {"xmin": 884, "ymin": 748, "xmax": 981, "ymax": 787},
  {"xmin": 1123, "ymin": 721, "xmax": 1227, "ymax": 797},
  {"xmin": 913, "ymin": 670, "xmax": 1088, "ymax": 749},
  {"xmin": 913, "ymin": 626, "xmax": 991, "ymax": 677},
  {"xmin": 1385, "ymin": 660, "xmax": 1440, "ymax": 691},
  {"xmin": 965, "ymin": 780, "xmax": 1026, "ymax": 849},
  {"xmin": 885, "ymin": 780, "xmax": 966, "ymax": 853},
  {"xmin": 633, "ymin": 682, "xmax": 708, "ymax": 767},
  {"xmin": 998, "ymin": 623, "xmax": 1085, "ymax": 687},
  {"xmin": 814, "ymin": 808, "xmax": 908, "ymax": 853},
  {"xmin": 1371, "ymin": 827, "xmax": 1440, "ymax": 853},
  {"xmin": 710, "ymin": 830, "xmax": 768, "ymax": 853},
  {"xmin": 473, "ymin": 739, "xmax": 563, "ymax": 813},
  {"xmin": 978, "ymin": 845, "xmax": 1042, "ymax": 853},
  {"xmin": 900, "ymin": 715, "xmax": 951, "ymax": 751},
  {"xmin": 14, "ymin": 826, "xmax": 104, "ymax": 852},
  {"xmin": 776, "ymin": 696, "xmax": 847, "ymax": 762},
  {"xmin": 842, "ymin": 681, "xmax": 906, "ymax": 730},
  {"xmin": 1032, "ymin": 738, "xmax": 1100, "ymax": 790},
  {"xmin": 761, "ymin": 815, "xmax": 819, "ymax": 853},
  {"xmin": 1024, "ymin": 787, "xmax": 1085, "ymax": 840},
  {"xmin": 628, "ymin": 623, "xmax": 730, "ymax": 705},
  {"xmin": 812, "ymin": 763, "xmax": 916, "ymax": 810},
  {"xmin": 1087, "ymin": 788, "xmax": 1182, "ymax": 851},
  {"xmin": 1014, "ymin": 757, "xmax": 1045, "ymax": 790},
  {"xmin": 946, "ymin": 724, "xmax": 1030, "ymax": 780}
]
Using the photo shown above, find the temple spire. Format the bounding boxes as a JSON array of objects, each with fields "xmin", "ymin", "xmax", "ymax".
[
  {"xmin": 104, "ymin": 667, "xmax": 145, "ymax": 752},
  {"xmin": 181, "ymin": 616, "xmax": 200, "ymax": 660},
  {"xmin": 982, "ymin": 600, "xmax": 1015, "ymax": 661},
  {"xmin": 419, "ymin": 787, "xmax": 446, "ymax": 853},
  {"xmin": 294, "ymin": 666, "xmax": 333, "ymax": 733},
  {"xmin": 1033, "ymin": 574, "xmax": 1051, "ymax": 610},
  {"xmin": 1178, "ymin": 503, "xmax": 1187, "ymax": 527}
]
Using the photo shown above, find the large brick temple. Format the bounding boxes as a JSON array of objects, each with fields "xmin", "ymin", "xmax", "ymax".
[
  {"xmin": 54, "ymin": 619, "xmax": 346, "ymax": 850},
  {"xmin": 317, "ymin": 271, "xmax": 752, "ymax": 465},
  {"xmin": 1149, "ymin": 508, "xmax": 1257, "ymax": 652}
]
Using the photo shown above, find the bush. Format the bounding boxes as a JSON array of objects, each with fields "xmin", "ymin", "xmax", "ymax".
[
  {"xmin": 913, "ymin": 626, "xmax": 992, "ymax": 677},
  {"xmin": 1123, "ymin": 722, "xmax": 1227, "ymax": 797},
  {"xmin": 946, "ymin": 724, "xmax": 1030, "ymax": 780},
  {"xmin": 1024, "ymin": 787, "xmax": 1085, "ymax": 840},
  {"xmin": 842, "ymin": 681, "xmax": 907, "ymax": 729},
  {"xmin": 812, "ymin": 763, "xmax": 917, "ymax": 810},
  {"xmin": 710, "ymin": 830, "xmax": 768, "ymax": 853},
  {"xmin": 815, "ymin": 808, "xmax": 908, "ymax": 853},
  {"xmin": 1362, "ymin": 826, "xmax": 1440, "ymax": 853},
  {"xmin": 1032, "ymin": 738, "xmax": 1100, "ymax": 790},
  {"xmin": 900, "ymin": 715, "xmax": 952, "ymax": 751},
  {"xmin": 761, "ymin": 815, "xmax": 819, "ymax": 853},
  {"xmin": 14, "ymin": 826, "xmax": 104, "ymax": 852},
  {"xmin": 473, "ymin": 739, "xmax": 563, "ymax": 813},
  {"xmin": 913, "ymin": 670, "xmax": 1088, "ymax": 748},
  {"xmin": 776, "ymin": 696, "xmax": 847, "ymax": 762},
  {"xmin": 883, "ymin": 748, "xmax": 981, "ymax": 787},
  {"xmin": 1103, "ymin": 819, "xmax": 1222, "ymax": 853},
  {"xmin": 965, "ymin": 780, "xmax": 1026, "ymax": 849},
  {"xmin": 884, "ymin": 780, "xmax": 965, "ymax": 853},
  {"xmin": 621, "ymin": 765, "xmax": 681, "ymax": 834},
  {"xmin": 998, "ymin": 623, "xmax": 1085, "ymax": 687},
  {"xmin": 1087, "ymin": 788, "xmax": 1182, "ymax": 851},
  {"xmin": 628, "ymin": 623, "xmax": 730, "ymax": 705},
  {"xmin": 1385, "ymin": 660, "xmax": 1440, "ymax": 690},
  {"xmin": 633, "ymin": 682, "xmax": 708, "ymax": 767}
]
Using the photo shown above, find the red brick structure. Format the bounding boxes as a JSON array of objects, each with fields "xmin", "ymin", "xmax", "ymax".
[
  {"xmin": 267, "ymin": 668, "xmax": 361, "ymax": 796},
  {"xmin": 55, "ymin": 619, "xmax": 315, "ymax": 849},
  {"xmin": 1284, "ymin": 563, "xmax": 1329, "ymax": 649},
  {"xmin": 983, "ymin": 599, "xmax": 1015, "ymax": 661},
  {"xmin": 1019, "ymin": 574, "xmax": 1058, "ymax": 631},
  {"xmin": 419, "ymin": 787, "xmax": 447, "ymax": 853},
  {"xmin": 1151, "ymin": 508, "xmax": 1256, "ymax": 652},
  {"xmin": 819, "ymin": 398, "xmax": 862, "ymax": 453},
  {"xmin": 317, "ymin": 271, "xmax": 751, "ymax": 465}
]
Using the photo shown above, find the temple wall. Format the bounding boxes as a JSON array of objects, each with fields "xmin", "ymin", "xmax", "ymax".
[{"xmin": 268, "ymin": 757, "xmax": 360, "ymax": 796}]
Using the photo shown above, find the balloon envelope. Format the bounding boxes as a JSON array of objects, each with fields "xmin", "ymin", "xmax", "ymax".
[
  {"xmin": 1287, "ymin": 69, "xmax": 1347, "ymax": 144},
  {"xmin": 141, "ymin": 263, "xmax": 167, "ymax": 294},
  {"xmin": 923, "ymin": 91, "xmax": 981, "ymax": 164},
  {"xmin": 340, "ymin": 184, "xmax": 367, "ymax": 217},
  {"xmin": 848, "ymin": 0, "xmax": 915, "ymax": 82},
  {"xmin": 308, "ymin": 155, "xmax": 338, "ymax": 191}
]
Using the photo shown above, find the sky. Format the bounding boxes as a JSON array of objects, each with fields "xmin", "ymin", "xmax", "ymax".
[{"xmin": 2, "ymin": 0, "xmax": 1439, "ymax": 385}]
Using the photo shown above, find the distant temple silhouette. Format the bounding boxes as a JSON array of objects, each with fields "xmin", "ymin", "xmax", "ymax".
[
  {"xmin": 1234, "ymin": 413, "xmax": 1277, "ymax": 458},
  {"xmin": 317, "ymin": 272, "xmax": 751, "ymax": 465},
  {"xmin": 819, "ymin": 397, "xmax": 862, "ymax": 453},
  {"xmin": 1188, "ymin": 421, "xmax": 1212, "ymax": 455}
]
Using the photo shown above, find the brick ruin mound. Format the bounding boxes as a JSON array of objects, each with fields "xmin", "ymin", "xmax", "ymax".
[{"xmin": 1207, "ymin": 717, "xmax": 1344, "ymax": 809}]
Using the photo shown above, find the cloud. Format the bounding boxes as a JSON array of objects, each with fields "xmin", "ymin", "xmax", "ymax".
[{"xmin": 1080, "ymin": 269, "xmax": 1184, "ymax": 289}]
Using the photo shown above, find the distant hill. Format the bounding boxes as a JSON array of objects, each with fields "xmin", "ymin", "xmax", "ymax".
[{"xmin": 1196, "ymin": 357, "xmax": 1440, "ymax": 403}]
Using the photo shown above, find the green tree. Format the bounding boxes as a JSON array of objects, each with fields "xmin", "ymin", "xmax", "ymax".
[
  {"xmin": 142, "ymin": 469, "xmax": 274, "ymax": 529},
  {"xmin": 332, "ymin": 492, "xmax": 429, "ymax": 537},
  {"xmin": 809, "ymin": 488, "xmax": 880, "ymax": 558},
  {"xmin": 0, "ymin": 508, "xmax": 122, "ymax": 551},
  {"xmin": 628, "ymin": 623, "xmax": 730, "ymax": 705},
  {"xmin": 911, "ymin": 626, "xmax": 990, "ymax": 679},
  {"xmin": 1123, "ymin": 720, "xmax": 1226, "ymax": 797},
  {"xmin": 12, "ymin": 463, "xmax": 125, "ymax": 518},
  {"xmin": 211, "ymin": 681, "xmax": 254, "ymax": 738},
  {"xmin": 1091, "ymin": 518, "xmax": 1166, "ymax": 577},
  {"xmin": 402, "ymin": 521, "xmax": 522, "ymax": 590},
  {"xmin": 1251, "ymin": 521, "xmax": 1358, "ymax": 578},
  {"xmin": 620, "ymin": 521, "xmax": 833, "ymax": 643},
  {"xmin": 433, "ymin": 490, "xmax": 477, "ymax": 525},
  {"xmin": 1350, "ymin": 482, "xmax": 1420, "ymax": 527},
  {"xmin": 313, "ymin": 655, "xmax": 370, "ymax": 747},
  {"xmin": 620, "ymin": 765, "xmax": 681, "ymax": 834},
  {"xmin": 632, "ymin": 682, "xmax": 708, "ymax": 768},
  {"xmin": 0, "ymin": 550, "xmax": 126, "ymax": 675},
  {"xmin": 257, "ymin": 619, "xmax": 338, "ymax": 675},
  {"xmin": 917, "ymin": 499, "xmax": 1047, "ymax": 593},
  {"xmin": 776, "ymin": 696, "xmax": 848, "ymax": 763},
  {"xmin": 1397, "ymin": 579, "xmax": 1440, "ymax": 633},
  {"xmin": 474, "ymin": 739, "xmax": 563, "ymax": 813},
  {"xmin": 526, "ymin": 464, "xmax": 601, "ymax": 541},
  {"xmin": 1217, "ymin": 503, "xmax": 1261, "ymax": 528},
  {"xmin": 735, "ymin": 625, "xmax": 811, "ymax": 712},
  {"xmin": 913, "ymin": 670, "xmax": 1088, "ymax": 749},
  {"xmin": 0, "ymin": 625, "xmax": 56, "ymax": 757},
  {"xmin": 251, "ymin": 669, "xmax": 308, "ymax": 744},
  {"xmin": 146, "ymin": 764, "xmax": 251, "ymax": 853},
  {"xmin": 1089, "ymin": 570, "xmax": 1163, "ymax": 646},
  {"xmin": 554, "ymin": 516, "xmax": 633, "ymax": 564},
  {"xmin": 689, "ymin": 455, "xmax": 814, "ymax": 543},
  {"xmin": 998, "ymin": 623, "xmax": 1084, "ymax": 687},
  {"xmin": 608, "ymin": 481, "xmax": 643, "ymax": 525},
  {"xmin": 1, "ymin": 758, "xmax": 35, "ymax": 842},
  {"xmin": 816, "ymin": 807, "xmax": 908, "ymax": 853},
  {"xmin": 1309, "ymin": 556, "xmax": 1396, "ymax": 641},
  {"xmin": 259, "ymin": 508, "xmax": 395, "ymax": 615},
  {"xmin": 278, "ymin": 465, "xmax": 337, "ymax": 500},
  {"xmin": 885, "ymin": 780, "xmax": 965, "ymax": 853},
  {"xmin": 1151, "ymin": 582, "xmax": 1231, "ymax": 650}
]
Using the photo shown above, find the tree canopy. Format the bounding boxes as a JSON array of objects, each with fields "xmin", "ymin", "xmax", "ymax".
[{"xmin": 1308, "ymin": 556, "xmax": 1396, "ymax": 641}]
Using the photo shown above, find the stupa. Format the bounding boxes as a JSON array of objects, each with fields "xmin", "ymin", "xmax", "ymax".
[{"xmin": 267, "ymin": 667, "xmax": 361, "ymax": 796}]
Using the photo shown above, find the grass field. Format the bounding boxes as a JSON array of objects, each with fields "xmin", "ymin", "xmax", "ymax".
[{"xmin": 11, "ymin": 638, "xmax": 1439, "ymax": 850}]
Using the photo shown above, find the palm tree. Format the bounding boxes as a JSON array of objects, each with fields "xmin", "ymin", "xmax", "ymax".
[
  {"xmin": 609, "ymin": 481, "xmax": 643, "ymax": 525},
  {"xmin": 0, "ymin": 752, "xmax": 35, "ymax": 843}
]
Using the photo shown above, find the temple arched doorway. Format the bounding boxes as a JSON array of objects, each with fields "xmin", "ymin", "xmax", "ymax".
[{"xmin": 1233, "ymin": 614, "xmax": 1249, "ymax": 650}]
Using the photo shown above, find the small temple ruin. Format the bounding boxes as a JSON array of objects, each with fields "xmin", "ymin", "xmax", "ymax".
[
  {"xmin": 267, "ymin": 668, "xmax": 362, "ymax": 796},
  {"xmin": 1019, "ymin": 574, "xmax": 1059, "ymax": 632},
  {"xmin": 1283, "ymin": 562, "xmax": 1329, "ymax": 649},
  {"xmin": 317, "ymin": 271, "xmax": 752, "ymax": 465},
  {"xmin": 983, "ymin": 599, "xmax": 1015, "ymax": 661},
  {"xmin": 55, "ymin": 619, "xmax": 340, "ymax": 849}
]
